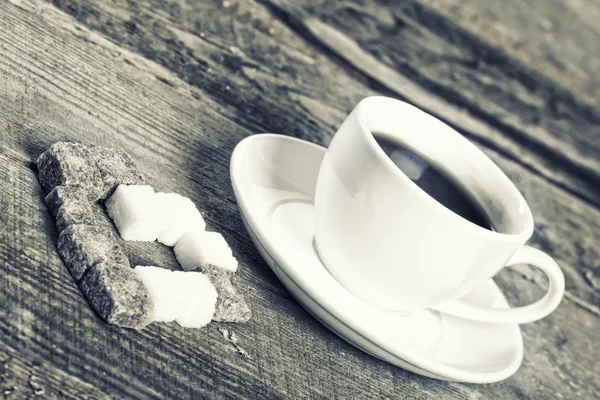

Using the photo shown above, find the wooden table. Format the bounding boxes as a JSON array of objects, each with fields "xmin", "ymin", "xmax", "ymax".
[{"xmin": 1, "ymin": 0, "xmax": 598, "ymax": 398}]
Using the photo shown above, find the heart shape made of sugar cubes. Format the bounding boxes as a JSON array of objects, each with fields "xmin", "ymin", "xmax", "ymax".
[{"xmin": 38, "ymin": 142, "xmax": 251, "ymax": 329}]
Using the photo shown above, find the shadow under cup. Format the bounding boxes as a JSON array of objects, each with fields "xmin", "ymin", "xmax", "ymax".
[{"xmin": 314, "ymin": 96, "xmax": 534, "ymax": 312}]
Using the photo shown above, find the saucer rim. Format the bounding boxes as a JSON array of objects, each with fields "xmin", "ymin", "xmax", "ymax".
[
  {"xmin": 230, "ymin": 133, "xmax": 524, "ymax": 383},
  {"xmin": 240, "ymin": 216, "xmax": 452, "ymax": 381},
  {"xmin": 242, "ymin": 213, "xmax": 522, "ymax": 383}
]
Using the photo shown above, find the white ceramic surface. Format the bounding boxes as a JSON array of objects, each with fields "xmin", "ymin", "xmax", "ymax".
[
  {"xmin": 230, "ymin": 134, "xmax": 523, "ymax": 383},
  {"xmin": 314, "ymin": 96, "xmax": 564, "ymax": 324}
]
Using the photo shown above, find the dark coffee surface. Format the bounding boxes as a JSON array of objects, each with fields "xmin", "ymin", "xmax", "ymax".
[{"xmin": 374, "ymin": 134, "xmax": 492, "ymax": 230}]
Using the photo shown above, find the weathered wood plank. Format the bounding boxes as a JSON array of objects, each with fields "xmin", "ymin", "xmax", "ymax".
[
  {"xmin": 0, "ymin": 342, "xmax": 110, "ymax": 399},
  {"xmin": 262, "ymin": 0, "xmax": 600, "ymax": 210},
  {"xmin": 0, "ymin": 0, "xmax": 598, "ymax": 398},
  {"xmin": 420, "ymin": 0, "xmax": 600, "ymax": 110}
]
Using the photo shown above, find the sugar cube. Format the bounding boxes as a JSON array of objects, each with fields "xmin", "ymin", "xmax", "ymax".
[
  {"xmin": 173, "ymin": 270, "xmax": 218, "ymax": 328},
  {"xmin": 105, "ymin": 185, "xmax": 162, "ymax": 241},
  {"xmin": 133, "ymin": 266, "xmax": 180, "ymax": 322},
  {"xmin": 156, "ymin": 193, "xmax": 206, "ymax": 247},
  {"xmin": 36, "ymin": 142, "xmax": 102, "ymax": 197},
  {"xmin": 199, "ymin": 264, "xmax": 252, "ymax": 323},
  {"xmin": 93, "ymin": 147, "xmax": 145, "ymax": 200},
  {"xmin": 80, "ymin": 260, "xmax": 154, "ymax": 329},
  {"xmin": 57, "ymin": 225, "xmax": 128, "ymax": 281},
  {"xmin": 134, "ymin": 266, "xmax": 217, "ymax": 328},
  {"xmin": 45, "ymin": 186, "xmax": 95, "ymax": 217},
  {"xmin": 45, "ymin": 185, "xmax": 97, "ymax": 232},
  {"xmin": 174, "ymin": 231, "xmax": 238, "ymax": 272},
  {"xmin": 55, "ymin": 202, "xmax": 97, "ymax": 232}
]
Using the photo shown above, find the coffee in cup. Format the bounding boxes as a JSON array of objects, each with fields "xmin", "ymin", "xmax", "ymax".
[{"xmin": 314, "ymin": 96, "xmax": 564, "ymax": 324}]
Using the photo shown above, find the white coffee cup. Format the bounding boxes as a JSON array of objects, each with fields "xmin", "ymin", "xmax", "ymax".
[{"xmin": 314, "ymin": 96, "xmax": 564, "ymax": 324}]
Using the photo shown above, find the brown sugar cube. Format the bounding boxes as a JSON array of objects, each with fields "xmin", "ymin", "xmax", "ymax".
[
  {"xmin": 55, "ymin": 202, "xmax": 97, "ymax": 232},
  {"xmin": 36, "ymin": 142, "xmax": 102, "ymax": 197},
  {"xmin": 92, "ymin": 147, "xmax": 145, "ymax": 200},
  {"xmin": 57, "ymin": 225, "xmax": 128, "ymax": 282},
  {"xmin": 45, "ymin": 186, "xmax": 94, "ymax": 217},
  {"xmin": 79, "ymin": 260, "xmax": 154, "ymax": 329},
  {"xmin": 199, "ymin": 264, "xmax": 252, "ymax": 323}
]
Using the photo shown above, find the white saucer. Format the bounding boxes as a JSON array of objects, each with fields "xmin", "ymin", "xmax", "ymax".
[{"xmin": 230, "ymin": 134, "xmax": 523, "ymax": 383}]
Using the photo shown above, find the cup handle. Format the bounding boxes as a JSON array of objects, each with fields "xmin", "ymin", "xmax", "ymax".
[{"xmin": 432, "ymin": 246, "xmax": 565, "ymax": 324}]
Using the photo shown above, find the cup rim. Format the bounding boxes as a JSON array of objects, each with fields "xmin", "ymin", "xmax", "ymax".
[{"xmin": 354, "ymin": 96, "xmax": 534, "ymax": 241}]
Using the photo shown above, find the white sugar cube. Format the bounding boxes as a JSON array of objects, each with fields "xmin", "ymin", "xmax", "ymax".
[
  {"xmin": 134, "ymin": 266, "xmax": 180, "ymax": 322},
  {"xmin": 134, "ymin": 266, "xmax": 217, "ymax": 328},
  {"xmin": 105, "ymin": 185, "xmax": 162, "ymax": 241},
  {"xmin": 174, "ymin": 231, "xmax": 238, "ymax": 272},
  {"xmin": 173, "ymin": 270, "xmax": 218, "ymax": 328},
  {"xmin": 156, "ymin": 192, "xmax": 206, "ymax": 246}
]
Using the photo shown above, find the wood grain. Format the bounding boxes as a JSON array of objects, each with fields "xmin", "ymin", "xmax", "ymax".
[
  {"xmin": 0, "ymin": 0, "xmax": 598, "ymax": 398},
  {"xmin": 262, "ymin": 0, "xmax": 600, "ymax": 209},
  {"xmin": 0, "ymin": 342, "xmax": 110, "ymax": 399},
  {"xmin": 420, "ymin": 0, "xmax": 600, "ymax": 109}
]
